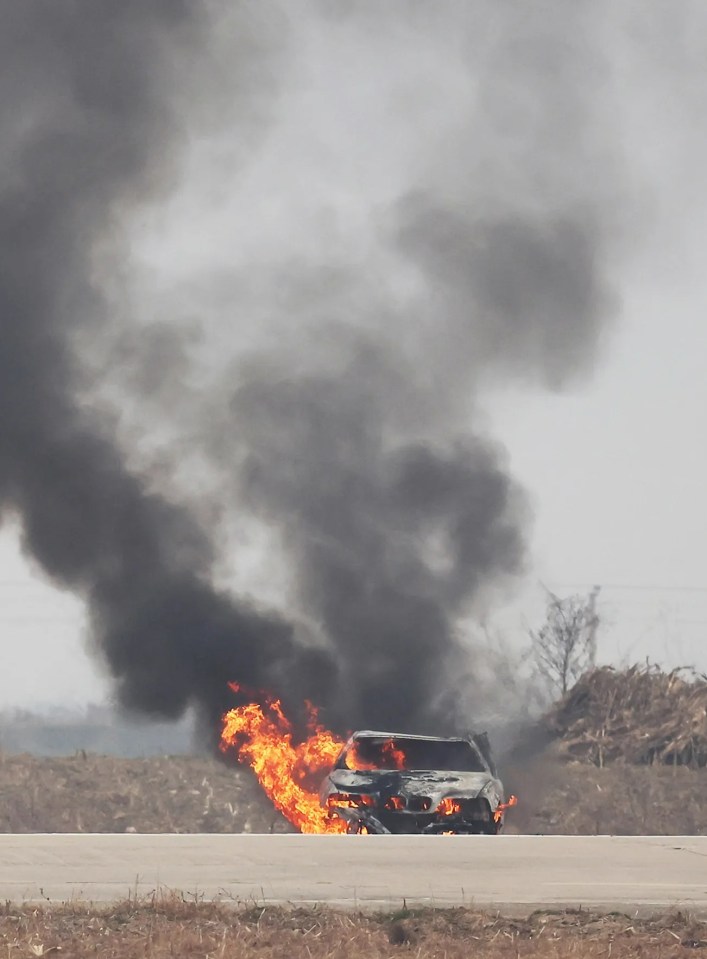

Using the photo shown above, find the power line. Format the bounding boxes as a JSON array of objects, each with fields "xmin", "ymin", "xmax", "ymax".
[{"xmin": 545, "ymin": 582, "xmax": 707, "ymax": 594}]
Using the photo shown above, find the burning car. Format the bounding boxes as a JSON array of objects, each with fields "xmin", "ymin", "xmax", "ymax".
[{"xmin": 320, "ymin": 729, "xmax": 516, "ymax": 834}]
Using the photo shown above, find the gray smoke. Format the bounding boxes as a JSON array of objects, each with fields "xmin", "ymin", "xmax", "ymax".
[
  {"xmin": 2, "ymin": 2, "xmax": 658, "ymax": 737},
  {"xmin": 0, "ymin": 2, "xmax": 333, "ymax": 732},
  {"xmin": 211, "ymin": 3, "xmax": 624, "ymax": 731}
]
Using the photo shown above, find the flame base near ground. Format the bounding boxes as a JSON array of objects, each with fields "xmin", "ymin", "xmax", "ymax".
[{"xmin": 219, "ymin": 691, "xmax": 348, "ymax": 834}]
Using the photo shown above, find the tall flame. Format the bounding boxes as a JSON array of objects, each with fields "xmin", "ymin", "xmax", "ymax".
[{"xmin": 219, "ymin": 684, "xmax": 348, "ymax": 833}]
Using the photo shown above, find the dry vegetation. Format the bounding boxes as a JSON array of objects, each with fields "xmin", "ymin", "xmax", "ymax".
[
  {"xmin": 546, "ymin": 666, "xmax": 707, "ymax": 767},
  {"xmin": 0, "ymin": 753, "xmax": 292, "ymax": 835},
  {"xmin": 1, "ymin": 896, "xmax": 705, "ymax": 959},
  {"xmin": 507, "ymin": 753, "xmax": 707, "ymax": 835},
  {"xmin": 1, "ymin": 748, "xmax": 705, "ymax": 835}
]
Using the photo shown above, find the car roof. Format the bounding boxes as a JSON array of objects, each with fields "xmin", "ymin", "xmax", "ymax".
[{"xmin": 350, "ymin": 730, "xmax": 472, "ymax": 744}]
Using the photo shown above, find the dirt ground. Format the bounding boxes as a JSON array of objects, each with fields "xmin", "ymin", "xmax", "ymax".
[
  {"xmin": 0, "ymin": 751, "xmax": 705, "ymax": 834},
  {"xmin": 1, "ymin": 897, "xmax": 705, "ymax": 958}
]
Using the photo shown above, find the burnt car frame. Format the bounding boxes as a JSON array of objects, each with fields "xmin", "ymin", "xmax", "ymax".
[{"xmin": 320, "ymin": 729, "xmax": 513, "ymax": 835}]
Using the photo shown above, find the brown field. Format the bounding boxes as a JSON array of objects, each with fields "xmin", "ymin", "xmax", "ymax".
[
  {"xmin": 0, "ymin": 750, "xmax": 706, "ymax": 835},
  {"xmin": 1, "ymin": 897, "xmax": 705, "ymax": 958},
  {"xmin": 0, "ymin": 752, "xmax": 291, "ymax": 834},
  {"xmin": 505, "ymin": 756, "xmax": 707, "ymax": 835}
]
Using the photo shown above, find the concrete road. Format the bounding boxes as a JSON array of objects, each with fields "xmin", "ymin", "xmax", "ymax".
[{"xmin": 1, "ymin": 835, "xmax": 706, "ymax": 914}]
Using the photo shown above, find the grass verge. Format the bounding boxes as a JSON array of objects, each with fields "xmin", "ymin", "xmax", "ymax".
[{"xmin": 1, "ymin": 894, "xmax": 705, "ymax": 957}]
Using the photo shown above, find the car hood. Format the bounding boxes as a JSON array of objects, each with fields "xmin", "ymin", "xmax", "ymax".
[{"xmin": 326, "ymin": 768, "xmax": 497, "ymax": 805}]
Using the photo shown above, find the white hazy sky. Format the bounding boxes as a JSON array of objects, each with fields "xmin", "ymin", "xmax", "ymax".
[{"xmin": 2, "ymin": 3, "xmax": 707, "ymax": 711}]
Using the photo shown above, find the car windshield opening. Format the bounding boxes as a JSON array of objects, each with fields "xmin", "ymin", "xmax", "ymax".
[{"xmin": 338, "ymin": 736, "xmax": 487, "ymax": 772}]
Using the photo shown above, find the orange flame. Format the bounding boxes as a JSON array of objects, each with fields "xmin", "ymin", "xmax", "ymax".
[
  {"xmin": 219, "ymin": 687, "xmax": 347, "ymax": 834},
  {"xmin": 494, "ymin": 794, "xmax": 518, "ymax": 823},
  {"xmin": 437, "ymin": 797, "xmax": 463, "ymax": 816},
  {"xmin": 345, "ymin": 737, "xmax": 407, "ymax": 771},
  {"xmin": 326, "ymin": 791, "xmax": 375, "ymax": 809}
]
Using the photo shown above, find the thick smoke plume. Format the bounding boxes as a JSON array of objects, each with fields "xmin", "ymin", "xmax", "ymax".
[
  {"xmin": 0, "ymin": 2, "xmax": 332, "ymax": 732},
  {"xmin": 209, "ymin": 4, "xmax": 623, "ymax": 731},
  {"xmin": 1, "ymin": 2, "xmax": 666, "ymax": 737}
]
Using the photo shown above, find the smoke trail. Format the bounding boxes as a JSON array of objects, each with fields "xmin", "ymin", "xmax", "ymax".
[
  {"xmin": 0, "ymin": 2, "xmax": 333, "ymax": 728},
  {"xmin": 3, "ymin": 2, "xmax": 668, "ymax": 738}
]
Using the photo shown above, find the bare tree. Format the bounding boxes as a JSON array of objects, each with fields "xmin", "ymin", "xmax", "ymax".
[{"xmin": 530, "ymin": 587, "xmax": 601, "ymax": 698}]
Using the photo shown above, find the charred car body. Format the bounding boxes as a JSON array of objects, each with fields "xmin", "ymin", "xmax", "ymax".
[{"xmin": 320, "ymin": 730, "xmax": 515, "ymax": 834}]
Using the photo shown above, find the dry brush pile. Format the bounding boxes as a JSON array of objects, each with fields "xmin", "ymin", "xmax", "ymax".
[{"xmin": 545, "ymin": 665, "xmax": 707, "ymax": 768}]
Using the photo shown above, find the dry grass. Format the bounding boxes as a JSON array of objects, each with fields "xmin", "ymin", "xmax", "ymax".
[
  {"xmin": 0, "ymin": 753, "xmax": 292, "ymax": 834},
  {"xmin": 507, "ymin": 754, "xmax": 707, "ymax": 835},
  {"xmin": 0, "ymin": 897, "xmax": 704, "ymax": 958},
  {"xmin": 1, "ymin": 751, "xmax": 706, "ymax": 836}
]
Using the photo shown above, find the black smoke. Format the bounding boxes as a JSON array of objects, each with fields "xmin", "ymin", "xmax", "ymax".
[
  {"xmin": 1, "ymin": 2, "xmax": 635, "ymax": 738},
  {"xmin": 0, "ymin": 2, "xmax": 333, "ymax": 732},
  {"xmin": 228, "ymin": 348, "xmax": 527, "ymax": 730}
]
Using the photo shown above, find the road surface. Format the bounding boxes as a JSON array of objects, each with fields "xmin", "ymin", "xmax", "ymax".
[{"xmin": 1, "ymin": 835, "xmax": 706, "ymax": 914}]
